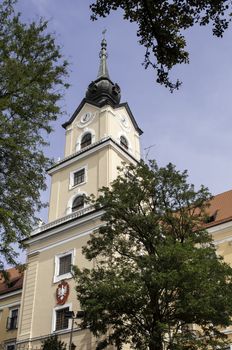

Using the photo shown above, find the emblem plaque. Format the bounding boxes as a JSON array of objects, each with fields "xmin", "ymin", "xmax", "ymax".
[{"xmin": 56, "ymin": 280, "xmax": 70, "ymax": 305}]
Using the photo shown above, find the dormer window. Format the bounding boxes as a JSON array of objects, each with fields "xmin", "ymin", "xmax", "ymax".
[
  {"xmin": 81, "ymin": 133, "xmax": 92, "ymax": 149},
  {"xmin": 120, "ymin": 135, "xmax": 128, "ymax": 150},
  {"xmin": 72, "ymin": 195, "xmax": 84, "ymax": 212}
]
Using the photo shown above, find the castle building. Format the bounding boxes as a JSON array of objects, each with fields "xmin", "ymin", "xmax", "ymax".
[
  {"xmin": 15, "ymin": 37, "xmax": 142, "ymax": 349},
  {"xmin": 1, "ymin": 37, "xmax": 232, "ymax": 350}
]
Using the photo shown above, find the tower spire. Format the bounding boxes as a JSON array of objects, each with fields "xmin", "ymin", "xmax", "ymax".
[
  {"xmin": 97, "ymin": 29, "xmax": 110, "ymax": 79},
  {"xmin": 85, "ymin": 31, "xmax": 121, "ymax": 106}
]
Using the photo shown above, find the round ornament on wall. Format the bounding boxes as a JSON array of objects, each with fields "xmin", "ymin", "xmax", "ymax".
[
  {"xmin": 77, "ymin": 112, "xmax": 95, "ymax": 128},
  {"xmin": 119, "ymin": 114, "xmax": 130, "ymax": 132}
]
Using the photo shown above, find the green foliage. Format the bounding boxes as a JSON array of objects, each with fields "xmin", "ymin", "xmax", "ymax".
[
  {"xmin": 90, "ymin": 0, "xmax": 231, "ymax": 91},
  {"xmin": 0, "ymin": 0, "xmax": 69, "ymax": 268},
  {"xmin": 74, "ymin": 160, "xmax": 232, "ymax": 350},
  {"xmin": 42, "ymin": 335, "xmax": 67, "ymax": 350}
]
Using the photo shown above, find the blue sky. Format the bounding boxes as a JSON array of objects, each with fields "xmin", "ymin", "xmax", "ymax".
[{"xmin": 17, "ymin": 0, "xmax": 232, "ymax": 222}]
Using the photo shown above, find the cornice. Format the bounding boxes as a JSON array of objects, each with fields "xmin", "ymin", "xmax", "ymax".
[
  {"xmin": 0, "ymin": 289, "xmax": 22, "ymax": 300},
  {"xmin": 207, "ymin": 220, "xmax": 232, "ymax": 235},
  {"xmin": 25, "ymin": 207, "xmax": 104, "ymax": 244},
  {"xmin": 28, "ymin": 224, "xmax": 103, "ymax": 256},
  {"xmin": 47, "ymin": 136, "xmax": 139, "ymax": 174},
  {"xmin": 62, "ymin": 98, "xmax": 143, "ymax": 134}
]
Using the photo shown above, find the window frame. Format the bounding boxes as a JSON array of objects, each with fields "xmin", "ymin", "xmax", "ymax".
[
  {"xmin": 120, "ymin": 135, "xmax": 129, "ymax": 150},
  {"xmin": 72, "ymin": 195, "xmax": 85, "ymax": 212},
  {"xmin": 66, "ymin": 191, "xmax": 87, "ymax": 215},
  {"xmin": 69, "ymin": 166, "xmax": 87, "ymax": 190},
  {"xmin": 80, "ymin": 132, "xmax": 92, "ymax": 149},
  {"xmin": 58, "ymin": 254, "xmax": 72, "ymax": 276},
  {"xmin": 53, "ymin": 249, "xmax": 75, "ymax": 283},
  {"xmin": 5, "ymin": 343, "xmax": 16, "ymax": 350},
  {"xmin": 52, "ymin": 303, "xmax": 72, "ymax": 333},
  {"xmin": 6, "ymin": 307, "xmax": 19, "ymax": 330},
  {"xmin": 76, "ymin": 128, "xmax": 96, "ymax": 152}
]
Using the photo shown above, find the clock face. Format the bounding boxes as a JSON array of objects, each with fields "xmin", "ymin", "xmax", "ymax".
[
  {"xmin": 120, "ymin": 114, "xmax": 130, "ymax": 131},
  {"xmin": 81, "ymin": 112, "xmax": 92, "ymax": 124},
  {"xmin": 77, "ymin": 111, "xmax": 95, "ymax": 128}
]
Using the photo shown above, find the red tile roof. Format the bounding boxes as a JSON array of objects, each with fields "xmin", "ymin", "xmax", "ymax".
[
  {"xmin": 206, "ymin": 189, "xmax": 232, "ymax": 228},
  {"xmin": 0, "ymin": 267, "xmax": 23, "ymax": 296}
]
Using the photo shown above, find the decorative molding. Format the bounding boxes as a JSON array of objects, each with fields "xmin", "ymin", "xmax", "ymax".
[
  {"xmin": 66, "ymin": 191, "xmax": 88, "ymax": 215},
  {"xmin": 31, "ymin": 204, "xmax": 96, "ymax": 237},
  {"xmin": 0, "ymin": 301, "xmax": 21, "ymax": 310},
  {"xmin": 0, "ymin": 290, "xmax": 22, "ymax": 300},
  {"xmin": 76, "ymin": 111, "xmax": 97, "ymax": 129},
  {"xmin": 53, "ymin": 249, "xmax": 75, "ymax": 283},
  {"xmin": 16, "ymin": 326, "xmax": 84, "ymax": 345},
  {"xmin": 26, "ymin": 209, "xmax": 104, "ymax": 245},
  {"xmin": 47, "ymin": 136, "xmax": 138, "ymax": 175},
  {"xmin": 207, "ymin": 220, "xmax": 232, "ymax": 235},
  {"xmin": 75, "ymin": 128, "xmax": 96, "ymax": 152},
  {"xmin": 51, "ymin": 302, "xmax": 72, "ymax": 333},
  {"xmin": 69, "ymin": 165, "xmax": 88, "ymax": 190},
  {"xmin": 28, "ymin": 224, "xmax": 102, "ymax": 256},
  {"xmin": 117, "ymin": 132, "xmax": 132, "ymax": 153},
  {"xmin": 118, "ymin": 114, "xmax": 131, "ymax": 133}
]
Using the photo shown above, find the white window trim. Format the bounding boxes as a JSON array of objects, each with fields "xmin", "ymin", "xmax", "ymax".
[
  {"xmin": 7, "ymin": 307, "xmax": 19, "ymax": 330},
  {"xmin": 76, "ymin": 128, "xmax": 96, "ymax": 151},
  {"xmin": 118, "ymin": 132, "xmax": 132, "ymax": 153},
  {"xmin": 53, "ymin": 249, "xmax": 75, "ymax": 283},
  {"xmin": 69, "ymin": 165, "xmax": 87, "ymax": 190},
  {"xmin": 5, "ymin": 342, "xmax": 16, "ymax": 350},
  {"xmin": 9, "ymin": 306, "xmax": 19, "ymax": 317},
  {"xmin": 66, "ymin": 191, "xmax": 88, "ymax": 215},
  {"xmin": 0, "ymin": 302, "xmax": 20, "ymax": 310},
  {"xmin": 52, "ymin": 303, "xmax": 72, "ymax": 333}
]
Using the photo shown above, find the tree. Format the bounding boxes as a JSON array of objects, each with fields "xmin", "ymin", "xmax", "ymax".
[
  {"xmin": 42, "ymin": 335, "xmax": 67, "ymax": 350},
  {"xmin": 74, "ymin": 161, "xmax": 232, "ymax": 350},
  {"xmin": 0, "ymin": 0, "xmax": 69, "ymax": 269},
  {"xmin": 90, "ymin": 0, "xmax": 231, "ymax": 91}
]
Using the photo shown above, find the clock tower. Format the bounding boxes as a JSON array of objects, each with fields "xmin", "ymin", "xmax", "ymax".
[{"xmin": 17, "ymin": 37, "xmax": 143, "ymax": 349}]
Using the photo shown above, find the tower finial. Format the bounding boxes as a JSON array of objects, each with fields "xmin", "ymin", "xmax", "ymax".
[
  {"xmin": 102, "ymin": 28, "xmax": 107, "ymax": 38},
  {"xmin": 85, "ymin": 31, "xmax": 121, "ymax": 105},
  {"xmin": 97, "ymin": 30, "xmax": 110, "ymax": 79}
]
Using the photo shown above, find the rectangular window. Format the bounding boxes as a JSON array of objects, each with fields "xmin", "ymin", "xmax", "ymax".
[
  {"xmin": 6, "ymin": 344, "xmax": 15, "ymax": 350},
  {"xmin": 6, "ymin": 308, "xmax": 18, "ymax": 330},
  {"xmin": 73, "ymin": 168, "xmax": 85, "ymax": 186},
  {"xmin": 54, "ymin": 250, "xmax": 75, "ymax": 283},
  {"xmin": 69, "ymin": 166, "xmax": 87, "ymax": 190},
  {"xmin": 59, "ymin": 254, "xmax": 72, "ymax": 276},
  {"xmin": 55, "ymin": 307, "xmax": 69, "ymax": 331}
]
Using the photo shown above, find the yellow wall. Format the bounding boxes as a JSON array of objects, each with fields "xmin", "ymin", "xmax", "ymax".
[
  {"xmin": 18, "ymin": 218, "xmax": 101, "ymax": 343},
  {"xmin": 0, "ymin": 292, "xmax": 21, "ymax": 344},
  {"xmin": 48, "ymin": 101, "xmax": 140, "ymax": 223},
  {"xmin": 18, "ymin": 99, "xmax": 142, "ymax": 349}
]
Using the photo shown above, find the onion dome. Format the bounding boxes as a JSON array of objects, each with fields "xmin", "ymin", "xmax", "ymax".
[{"xmin": 86, "ymin": 34, "xmax": 121, "ymax": 106}]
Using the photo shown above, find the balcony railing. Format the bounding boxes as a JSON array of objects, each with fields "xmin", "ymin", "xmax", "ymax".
[{"xmin": 32, "ymin": 204, "xmax": 96, "ymax": 236}]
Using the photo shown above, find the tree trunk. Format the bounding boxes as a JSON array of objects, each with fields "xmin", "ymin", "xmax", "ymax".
[{"xmin": 149, "ymin": 333, "xmax": 163, "ymax": 350}]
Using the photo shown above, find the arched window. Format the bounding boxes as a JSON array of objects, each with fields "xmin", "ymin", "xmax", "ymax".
[
  {"xmin": 72, "ymin": 195, "xmax": 84, "ymax": 212},
  {"xmin": 120, "ymin": 135, "xmax": 128, "ymax": 150},
  {"xmin": 81, "ymin": 133, "xmax": 92, "ymax": 149}
]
